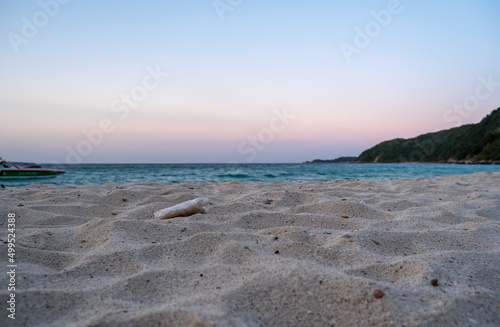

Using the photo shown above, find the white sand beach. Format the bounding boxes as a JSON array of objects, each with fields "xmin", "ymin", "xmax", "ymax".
[{"xmin": 1, "ymin": 172, "xmax": 499, "ymax": 326}]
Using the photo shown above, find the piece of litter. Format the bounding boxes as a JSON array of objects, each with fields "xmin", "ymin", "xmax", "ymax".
[
  {"xmin": 468, "ymin": 318, "xmax": 478, "ymax": 324},
  {"xmin": 341, "ymin": 215, "xmax": 349, "ymax": 219},
  {"xmin": 154, "ymin": 197, "xmax": 209, "ymax": 219},
  {"xmin": 307, "ymin": 291, "xmax": 313, "ymax": 296}
]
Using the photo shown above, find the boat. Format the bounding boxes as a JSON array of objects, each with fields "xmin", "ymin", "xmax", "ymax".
[{"xmin": 0, "ymin": 159, "xmax": 65, "ymax": 179}]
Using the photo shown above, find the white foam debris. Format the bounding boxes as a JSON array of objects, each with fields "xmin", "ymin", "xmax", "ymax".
[{"xmin": 154, "ymin": 197, "xmax": 209, "ymax": 220}]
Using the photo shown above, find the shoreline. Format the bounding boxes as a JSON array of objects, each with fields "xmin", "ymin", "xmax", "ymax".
[{"xmin": 1, "ymin": 172, "xmax": 499, "ymax": 326}]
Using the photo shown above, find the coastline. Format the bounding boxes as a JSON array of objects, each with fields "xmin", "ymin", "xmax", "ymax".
[
  {"xmin": 304, "ymin": 160, "xmax": 500, "ymax": 164},
  {"xmin": 1, "ymin": 172, "xmax": 499, "ymax": 326},
  {"xmin": 353, "ymin": 160, "xmax": 500, "ymax": 165}
]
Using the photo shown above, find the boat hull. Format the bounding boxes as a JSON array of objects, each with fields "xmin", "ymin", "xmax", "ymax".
[{"xmin": 0, "ymin": 169, "xmax": 65, "ymax": 179}]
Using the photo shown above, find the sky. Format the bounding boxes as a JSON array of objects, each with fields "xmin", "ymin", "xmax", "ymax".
[{"xmin": 1, "ymin": 0, "xmax": 500, "ymax": 163}]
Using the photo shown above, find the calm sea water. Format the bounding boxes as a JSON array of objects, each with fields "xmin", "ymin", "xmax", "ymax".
[{"xmin": 2, "ymin": 163, "xmax": 500, "ymax": 187}]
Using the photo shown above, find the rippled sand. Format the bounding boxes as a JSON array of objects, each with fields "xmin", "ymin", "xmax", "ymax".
[{"xmin": 0, "ymin": 172, "xmax": 499, "ymax": 326}]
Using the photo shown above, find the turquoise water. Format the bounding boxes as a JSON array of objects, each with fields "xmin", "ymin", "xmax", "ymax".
[{"xmin": 2, "ymin": 163, "xmax": 500, "ymax": 187}]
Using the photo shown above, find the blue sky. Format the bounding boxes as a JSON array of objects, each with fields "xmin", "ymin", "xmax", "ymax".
[{"xmin": 1, "ymin": 0, "xmax": 500, "ymax": 163}]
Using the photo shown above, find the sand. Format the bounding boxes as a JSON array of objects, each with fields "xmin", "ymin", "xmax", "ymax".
[{"xmin": 0, "ymin": 172, "xmax": 499, "ymax": 326}]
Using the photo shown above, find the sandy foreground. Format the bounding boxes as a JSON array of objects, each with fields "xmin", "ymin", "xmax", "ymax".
[{"xmin": 0, "ymin": 172, "xmax": 499, "ymax": 326}]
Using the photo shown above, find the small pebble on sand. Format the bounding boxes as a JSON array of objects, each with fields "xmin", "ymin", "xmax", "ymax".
[{"xmin": 374, "ymin": 289, "xmax": 385, "ymax": 299}]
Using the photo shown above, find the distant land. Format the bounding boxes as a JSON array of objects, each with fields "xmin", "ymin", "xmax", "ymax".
[
  {"xmin": 356, "ymin": 107, "xmax": 500, "ymax": 164},
  {"xmin": 305, "ymin": 107, "xmax": 500, "ymax": 164},
  {"xmin": 303, "ymin": 156, "xmax": 357, "ymax": 164}
]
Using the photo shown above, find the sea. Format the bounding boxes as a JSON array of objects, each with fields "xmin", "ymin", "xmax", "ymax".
[{"xmin": 2, "ymin": 163, "xmax": 500, "ymax": 187}]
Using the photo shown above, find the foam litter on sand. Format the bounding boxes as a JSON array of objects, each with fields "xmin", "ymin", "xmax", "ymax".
[{"xmin": 0, "ymin": 172, "xmax": 499, "ymax": 326}]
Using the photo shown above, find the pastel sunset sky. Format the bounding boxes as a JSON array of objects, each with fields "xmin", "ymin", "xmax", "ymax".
[{"xmin": 1, "ymin": 0, "xmax": 500, "ymax": 163}]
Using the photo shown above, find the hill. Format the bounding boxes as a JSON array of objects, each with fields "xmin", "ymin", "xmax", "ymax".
[
  {"xmin": 303, "ymin": 156, "xmax": 357, "ymax": 164},
  {"xmin": 356, "ymin": 108, "xmax": 500, "ymax": 164}
]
